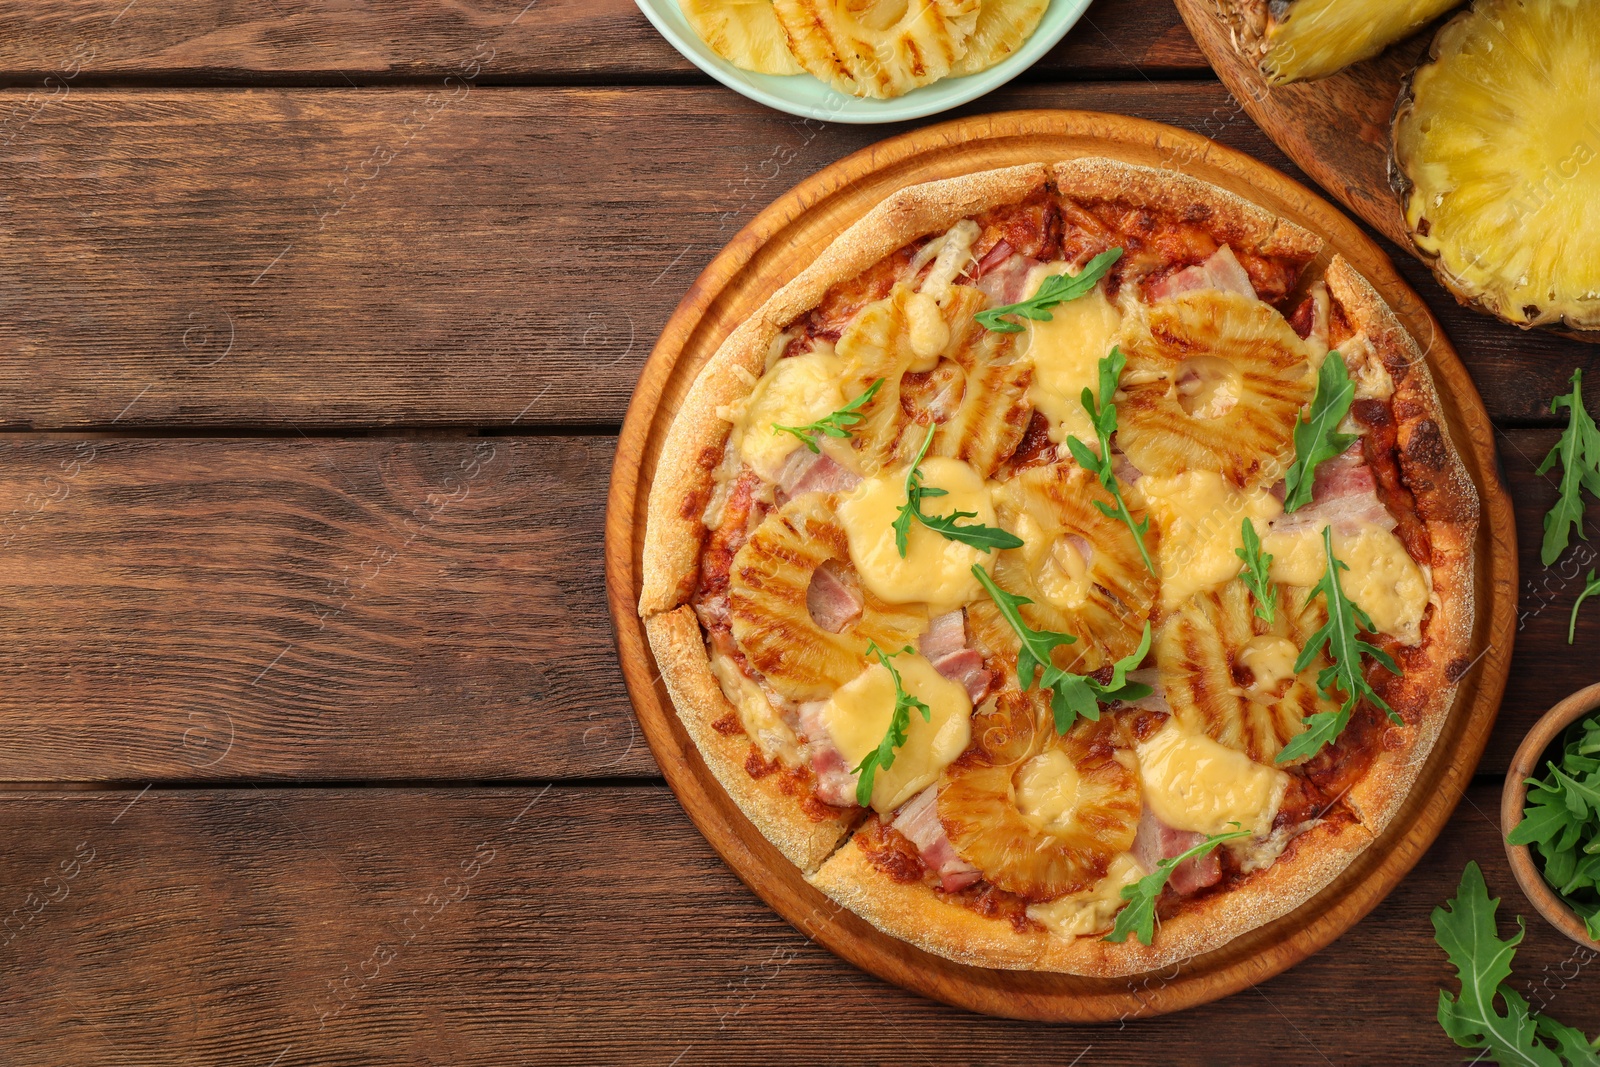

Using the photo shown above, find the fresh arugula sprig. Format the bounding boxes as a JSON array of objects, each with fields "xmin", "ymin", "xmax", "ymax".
[
  {"xmin": 851, "ymin": 641, "xmax": 931, "ymax": 808},
  {"xmin": 1275, "ymin": 526, "xmax": 1401, "ymax": 765},
  {"xmin": 970, "ymin": 565, "xmax": 1152, "ymax": 733},
  {"xmin": 1103, "ymin": 825, "xmax": 1252, "ymax": 946},
  {"xmin": 1506, "ymin": 710, "xmax": 1600, "ymax": 941},
  {"xmin": 773, "ymin": 378, "xmax": 883, "ymax": 454},
  {"xmin": 1235, "ymin": 518, "xmax": 1277, "ymax": 624},
  {"xmin": 1064, "ymin": 346, "xmax": 1155, "ymax": 577},
  {"xmin": 1283, "ymin": 350, "xmax": 1357, "ymax": 513},
  {"xmin": 973, "ymin": 247, "xmax": 1123, "ymax": 333},
  {"xmin": 892, "ymin": 424, "xmax": 1023, "ymax": 557},
  {"xmin": 1537, "ymin": 369, "xmax": 1600, "ymax": 567},
  {"xmin": 1569, "ymin": 569, "xmax": 1600, "ymax": 645},
  {"xmin": 1434, "ymin": 862, "xmax": 1600, "ymax": 1066}
]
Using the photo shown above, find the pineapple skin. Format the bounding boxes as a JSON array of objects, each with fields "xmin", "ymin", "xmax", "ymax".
[
  {"xmin": 1392, "ymin": 0, "xmax": 1600, "ymax": 333},
  {"xmin": 1261, "ymin": 0, "xmax": 1463, "ymax": 84}
]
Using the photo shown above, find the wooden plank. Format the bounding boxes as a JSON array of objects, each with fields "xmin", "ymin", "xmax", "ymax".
[
  {"xmin": 0, "ymin": 783, "xmax": 1573, "ymax": 1063},
  {"xmin": 0, "ymin": 429, "xmax": 1569, "ymax": 783},
  {"xmin": 0, "ymin": 0, "xmax": 1206, "ymax": 82},
  {"xmin": 1, "ymin": 83, "xmax": 1590, "ymax": 431},
  {"xmin": 0, "ymin": 435, "xmax": 655, "ymax": 782}
]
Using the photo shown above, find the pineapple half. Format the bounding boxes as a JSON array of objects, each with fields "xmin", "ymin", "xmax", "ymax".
[
  {"xmin": 937, "ymin": 691, "xmax": 1142, "ymax": 900},
  {"xmin": 1158, "ymin": 580, "xmax": 1340, "ymax": 764},
  {"xmin": 773, "ymin": 0, "xmax": 981, "ymax": 100},
  {"xmin": 837, "ymin": 283, "xmax": 1031, "ymax": 478},
  {"xmin": 950, "ymin": 0, "xmax": 1051, "ymax": 76},
  {"xmin": 1256, "ymin": 0, "xmax": 1463, "ymax": 84},
  {"xmin": 968, "ymin": 461, "xmax": 1157, "ymax": 677},
  {"xmin": 1392, "ymin": 0, "xmax": 1600, "ymax": 333},
  {"xmin": 1117, "ymin": 289, "xmax": 1314, "ymax": 488},
  {"xmin": 681, "ymin": 0, "xmax": 805, "ymax": 75},
  {"xmin": 729, "ymin": 493, "xmax": 928, "ymax": 701}
]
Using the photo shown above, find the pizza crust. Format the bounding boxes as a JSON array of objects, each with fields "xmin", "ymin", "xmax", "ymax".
[
  {"xmin": 645, "ymin": 606, "xmax": 856, "ymax": 873},
  {"xmin": 809, "ymin": 817, "xmax": 1375, "ymax": 976},
  {"xmin": 1051, "ymin": 158, "xmax": 1323, "ymax": 262},
  {"xmin": 639, "ymin": 162, "xmax": 1052, "ymax": 617},
  {"xmin": 1321, "ymin": 256, "xmax": 1479, "ymax": 838}
]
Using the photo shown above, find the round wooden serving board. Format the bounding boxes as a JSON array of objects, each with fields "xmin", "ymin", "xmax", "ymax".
[
  {"xmin": 1169, "ymin": 0, "xmax": 1434, "ymax": 252},
  {"xmin": 604, "ymin": 110, "xmax": 1517, "ymax": 1022}
]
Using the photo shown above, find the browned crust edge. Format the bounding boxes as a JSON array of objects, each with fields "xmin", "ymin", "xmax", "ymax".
[
  {"xmin": 808, "ymin": 818, "xmax": 1375, "ymax": 976},
  {"xmin": 645, "ymin": 606, "xmax": 856, "ymax": 874},
  {"xmin": 1050, "ymin": 157, "xmax": 1324, "ymax": 262},
  {"xmin": 637, "ymin": 162, "xmax": 1052, "ymax": 617},
  {"xmin": 1322, "ymin": 256, "xmax": 1479, "ymax": 838}
]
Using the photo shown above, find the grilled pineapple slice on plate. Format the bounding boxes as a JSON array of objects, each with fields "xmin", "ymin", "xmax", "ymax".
[
  {"xmin": 937, "ymin": 692, "xmax": 1142, "ymax": 900},
  {"xmin": 773, "ymin": 0, "xmax": 982, "ymax": 100},
  {"xmin": 968, "ymin": 462, "xmax": 1157, "ymax": 676},
  {"xmin": 681, "ymin": 0, "xmax": 805, "ymax": 75},
  {"xmin": 1158, "ymin": 581, "xmax": 1339, "ymax": 764},
  {"xmin": 1256, "ymin": 0, "xmax": 1463, "ymax": 84},
  {"xmin": 729, "ymin": 493, "xmax": 928, "ymax": 701},
  {"xmin": 837, "ymin": 283, "xmax": 1030, "ymax": 477},
  {"xmin": 1117, "ymin": 289, "xmax": 1314, "ymax": 488},
  {"xmin": 1393, "ymin": 0, "xmax": 1600, "ymax": 333},
  {"xmin": 950, "ymin": 0, "xmax": 1051, "ymax": 76}
]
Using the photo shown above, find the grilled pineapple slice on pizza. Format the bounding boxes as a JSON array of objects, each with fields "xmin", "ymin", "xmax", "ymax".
[
  {"xmin": 1258, "ymin": 0, "xmax": 1463, "ymax": 84},
  {"xmin": 968, "ymin": 462, "xmax": 1156, "ymax": 676},
  {"xmin": 1158, "ymin": 581, "xmax": 1339, "ymax": 764},
  {"xmin": 950, "ymin": 0, "xmax": 1050, "ymax": 76},
  {"xmin": 937, "ymin": 693, "xmax": 1142, "ymax": 900},
  {"xmin": 773, "ymin": 0, "xmax": 981, "ymax": 100},
  {"xmin": 1117, "ymin": 289, "xmax": 1314, "ymax": 488},
  {"xmin": 729, "ymin": 493, "xmax": 928, "ymax": 701},
  {"xmin": 837, "ymin": 283, "xmax": 1030, "ymax": 478},
  {"xmin": 1392, "ymin": 0, "xmax": 1600, "ymax": 333},
  {"xmin": 682, "ymin": 0, "xmax": 805, "ymax": 75}
]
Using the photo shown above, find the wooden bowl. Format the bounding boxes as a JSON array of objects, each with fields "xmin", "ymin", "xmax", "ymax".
[{"xmin": 1502, "ymin": 683, "xmax": 1600, "ymax": 950}]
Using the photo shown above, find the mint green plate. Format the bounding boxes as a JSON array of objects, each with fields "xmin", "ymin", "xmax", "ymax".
[{"xmin": 634, "ymin": 0, "xmax": 1093, "ymax": 124}]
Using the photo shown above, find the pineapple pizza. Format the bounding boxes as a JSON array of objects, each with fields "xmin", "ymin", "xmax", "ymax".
[{"xmin": 638, "ymin": 160, "xmax": 1479, "ymax": 974}]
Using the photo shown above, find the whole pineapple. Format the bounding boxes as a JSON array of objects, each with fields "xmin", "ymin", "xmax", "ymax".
[
  {"xmin": 729, "ymin": 493, "xmax": 928, "ymax": 701},
  {"xmin": 937, "ymin": 692, "xmax": 1142, "ymax": 900},
  {"xmin": 1117, "ymin": 289, "xmax": 1314, "ymax": 488}
]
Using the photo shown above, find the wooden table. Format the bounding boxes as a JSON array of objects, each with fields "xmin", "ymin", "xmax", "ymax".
[{"xmin": 1, "ymin": 2, "xmax": 1594, "ymax": 1062}]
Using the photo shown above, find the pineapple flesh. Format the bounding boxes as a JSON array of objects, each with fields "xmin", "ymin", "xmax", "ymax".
[
  {"xmin": 837, "ymin": 283, "xmax": 1030, "ymax": 478},
  {"xmin": 772, "ymin": 0, "xmax": 982, "ymax": 100},
  {"xmin": 937, "ymin": 693, "xmax": 1142, "ymax": 900},
  {"xmin": 681, "ymin": 0, "xmax": 805, "ymax": 75},
  {"xmin": 729, "ymin": 493, "xmax": 928, "ymax": 701},
  {"xmin": 1157, "ymin": 581, "xmax": 1339, "ymax": 764},
  {"xmin": 968, "ymin": 462, "xmax": 1157, "ymax": 676},
  {"xmin": 1393, "ymin": 0, "xmax": 1600, "ymax": 332},
  {"xmin": 1260, "ymin": 0, "xmax": 1463, "ymax": 84},
  {"xmin": 950, "ymin": 0, "xmax": 1051, "ymax": 76},
  {"xmin": 1116, "ymin": 289, "xmax": 1314, "ymax": 488}
]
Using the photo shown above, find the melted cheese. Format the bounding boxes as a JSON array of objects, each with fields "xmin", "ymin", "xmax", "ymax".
[
  {"xmin": 1014, "ymin": 750, "xmax": 1084, "ymax": 835},
  {"xmin": 1134, "ymin": 471, "xmax": 1282, "ymax": 611},
  {"xmin": 1026, "ymin": 853, "xmax": 1143, "ymax": 939},
  {"xmin": 1022, "ymin": 261, "xmax": 1123, "ymax": 446},
  {"xmin": 917, "ymin": 219, "xmax": 980, "ymax": 305},
  {"xmin": 904, "ymin": 290, "xmax": 949, "ymax": 370},
  {"xmin": 1237, "ymin": 634, "xmax": 1301, "ymax": 705},
  {"xmin": 837, "ymin": 457, "xmax": 997, "ymax": 615},
  {"xmin": 709, "ymin": 651, "xmax": 801, "ymax": 766},
  {"xmin": 1266, "ymin": 523, "xmax": 1430, "ymax": 641},
  {"xmin": 820, "ymin": 655, "xmax": 972, "ymax": 812},
  {"xmin": 730, "ymin": 348, "xmax": 845, "ymax": 480},
  {"xmin": 1136, "ymin": 720, "xmax": 1289, "ymax": 837}
]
